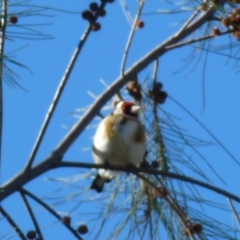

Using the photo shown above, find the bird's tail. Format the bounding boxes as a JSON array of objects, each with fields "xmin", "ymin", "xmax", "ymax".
[{"xmin": 90, "ymin": 174, "xmax": 108, "ymax": 193}]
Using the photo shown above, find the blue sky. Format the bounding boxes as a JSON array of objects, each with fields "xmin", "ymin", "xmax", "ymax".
[{"xmin": 1, "ymin": 0, "xmax": 240, "ymax": 239}]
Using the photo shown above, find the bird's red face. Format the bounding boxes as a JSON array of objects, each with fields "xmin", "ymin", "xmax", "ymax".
[{"xmin": 120, "ymin": 101, "xmax": 140, "ymax": 118}]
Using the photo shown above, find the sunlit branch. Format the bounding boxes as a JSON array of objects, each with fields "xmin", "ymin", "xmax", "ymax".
[
  {"xmin": 24, "ymin": 2, "xmax": 108, "ymax": 171},
  {"xmin": 0, "ymin": 205, "xmax": 26, "ymax": 239},
  {"xmin": 21, "ymin": 188, "xmax": 83, "ymax": 240},
  {"xmin": 24, "ymin": 25, "xmax": 92, "ymax": 171},
  {"xmin": 119, "ymin": 0, "xmax": 133, "ymax": 26},
  {"xmin": 177, "ymin": 8, "xmax": 200, "ymax": 35},
  {"xmin": 165, "ymin": 30, "xmax": 232, "ymax": 51},
  {"xmin": 121, "ymin": 0, "xmax": 144, "ymax": 75},
  {"xmin": 19, "ymin": 190, "xmax": 43, "ymax": 240}
]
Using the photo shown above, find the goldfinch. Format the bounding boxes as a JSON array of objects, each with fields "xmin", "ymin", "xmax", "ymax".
[{"xmin": 90, "ymin": 101, "xmax": 146, "ymax": 193}]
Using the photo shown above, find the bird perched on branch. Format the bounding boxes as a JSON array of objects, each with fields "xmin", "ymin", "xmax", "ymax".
[{"xmin": 90, "ymin": 101, "xmax": 146, "ymax": 193}]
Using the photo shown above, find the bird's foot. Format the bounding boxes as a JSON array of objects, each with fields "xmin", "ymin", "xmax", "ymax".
[{"xmin": 125, "ymin": 163, "xmax": 137, "ymax": 175}]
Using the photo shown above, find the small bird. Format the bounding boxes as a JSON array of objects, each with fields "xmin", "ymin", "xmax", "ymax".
[{"xmin": 90, "ymin": 101, "xmax": 146, "ymax": 193}]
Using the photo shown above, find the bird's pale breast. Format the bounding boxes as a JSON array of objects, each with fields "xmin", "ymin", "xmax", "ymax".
[{"xmin": 93, "ymin": 114, "xmax": 145, "ymax": 166}]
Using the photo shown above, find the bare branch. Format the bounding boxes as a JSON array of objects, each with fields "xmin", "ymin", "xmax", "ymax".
[
  {"xmin": 177, "ymin": 8, "xmax": 200, "ymax": 35},
  {"xmin": 121, "ymin": 0, "xmax": 144, "ymax": 75},
  {"xmin": 0, "ymin": 153, "xmax": 61, "ymax": 200},
  {"xmin": 21, "ymin": 188, "xmax": 83, "ymax": 240},
  {"xmin": 119, "ymin": 0, "xmax": 133, "ymax": 26},
  {"xmin": 24, "ymin": 1, "xmax": 109, "ymax": 171},
  {"xmin": 20, "ymin": 190, "xmax": 44, "ymax": 240},
  {"xmin": 0, "ymin": 205, "xmax": 27, "ymax": 239},
  {"xmin": 59, "ymin": 161, "xmax": 240, "ymax": 203},
  {"xmin": 24, "ymin": 25, "xmax": 92, "ymax": 171},
  {"xmin": 165, "ymin": 29, "xmax": 233, "ymax": 51}
]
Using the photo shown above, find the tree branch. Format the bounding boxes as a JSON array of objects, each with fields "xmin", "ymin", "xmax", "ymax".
[
  {"xmin": 0, "ymin": 205, "xmax": 27, "ymax": 239},
  {"xmin": 19, "ymin": 190, "xmax": 44, "ymax": 240},
  {"xmin": 165, "ymin": 29, "xmax": 233, "ymax": 51},
  {"xmin": 24, "ymin": 25, "xmax": 92, "ymax": 171},
  {"xmin": 24, "ymin": 1, "xmax": 109, "ymax": 171},
  {"xmin": 21, "ymin": 187, "xmax": 83, "ymax": 240},
  {"xmin": 121, "ymin": 0, "xmax": 144, "ymax": 75},
  {"xmin": 62, "ymin": 161, "xmax": 240, "ymax": 204}
]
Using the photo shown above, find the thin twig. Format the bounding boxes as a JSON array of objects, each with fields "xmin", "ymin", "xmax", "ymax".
[
  {"xmin": 119, "ymin": 0, "xmax": 133, "ymax": 26},
  {"xmin": 58, "ymin": 161, "xmax": 240, "ymax": 203},
  {"xmin": 165, "ymin": 29, "xmax": 232, "ymax": 51},
  {"xmin": 121, "ymin": 0, "xmax": 144, "ymax": 76},
  {"xmin": 24, "ymin": 25, "xmax": 92, "ymax": 171},
  {"xmin": 227, "ymin": 197, "xmax": 240, "ymax": 229},
  {"xmin": 21, "ymin": 187, "xmax": 83, "ymax": 240},
  {"xmin": 24, "ymin": 1, "xmax": 109, "ymax": 171},
  {"xmin": 0, "ymin": 0, "xmax": 8, "ymax": 193},
  {"xmin": 177, "ymin": 8, "xmax": 200, "ymax": 35},
  {"xmin": 0, "ymin": 205, "xmax": 27, "ymax": 239},
  {"xmin": 152, "ymin": 83, "xmax": 168, "ymax": 173},
  {"xmin": 19, "ymin": 190, "xmax": 44, "ymax": 239},
  {"xmin": 169, "ymin": 95, "xmax": 239, "ymax": 166}
]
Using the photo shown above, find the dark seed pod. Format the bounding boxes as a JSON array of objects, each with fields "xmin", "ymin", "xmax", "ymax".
[
  {"xmin": 81, "ymin": 10, "xmax": 94, "ymax": 21},
  {"xmin": 221, "ymin": 18, "xmax": 231, "ymax": 27},
  {"xmin": 212, "ymin": 27, "xmax": 221, "ymax": 36},
  {"xmin": 98, "ymin": 8, "xmax": 106, "ymax": 17},
  {"xmin": 9, "ymin": 15, "xmax": 18, "ymax": 24},
  {"xmin": 135, "ymin": 20, "xmax": 144, "ymax": 29},
  {"xmin": 91, "ymin": 22, "xmax": 101, "ymax": 31},
  {"xmin": 126, "ymin": 81, "xmax": 142, "ymax": 101},
  {"xmin": 89, "ymin": 2, "xmax": 99, "ymax": 12},
  {"xmin": 61, "ymin": 216, "xmax": 71, "ymax": 226},
  {"xmin": 155, "ymin": 91, "xmax": 168, "ymax": 104},
  {"xmin": 77, "ymin": 224, "xmax": 89, "ymax": 234},
  {"xmin": 233, "ymin": 30, "xmax": 240, "ymax": 40},
  {"xmin": 26, "ymin": 230, "xmax": 36, "ymax": 240},
  {"xmin": 154, "ymin": 82, "xmax": 163, "ymax": 90},
  {"xmin": 184, "ymin": 223, "xmax": 203, "ymax": 236},
  {"xmin": 232, "ymin": 8, "xmax": 240, "ymax": 16}
]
